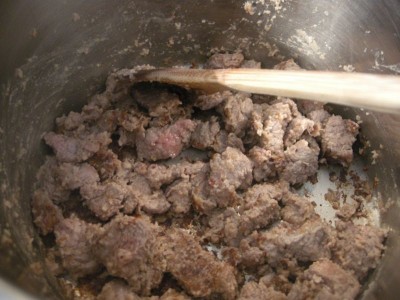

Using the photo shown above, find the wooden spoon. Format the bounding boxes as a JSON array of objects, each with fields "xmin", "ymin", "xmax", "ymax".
[{"xmin": 135, "ymin": 68, "xmax": 400, "ymax": 114}]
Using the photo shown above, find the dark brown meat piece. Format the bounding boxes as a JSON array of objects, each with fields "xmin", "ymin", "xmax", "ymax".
[
  {"xmin": 54, "ymin": 216, "xmax": 101, "ymax": 279},
  {"xmin": 258, "ymin": 219, "xmax": 333, "ymax": 267},
  {"xmin": 31, "ymin": 189, "xmax": 63, "ymax": 235},
  {"xmin": 281, "ymin": 139, "xmax": 319, "ymax": 185},
  {"xmin": 165, "ymin": 179, "xmax": 192, "ymax": 214},
  {"xmin": 157, "ymin": 228, "xmax": 238, "ymax": 299},
  {"xmin": 212, "ymin": 130, "xmax": 245, "ymax": 153},
  {"xmin": 98, "ymin": 280, "xmax": 159, "ymax": 300},
  {"xmin": 194, "ymin": 91, "xmax": 233, "ymax": 110},
  {"xmin": 239, "ymin": 280, "xmax": 287, "ymax": 300},
  {"xmin": 136, "ymin": 119, "xmax": 196, "ymax": 161},
  {"xmin": 332, "ymin": 221, "xmax": 387, "ymax": 280},
  {"xmin": 209, "ymin": 147, "xmax": 253, "ymax": 207},
  {"xmin": 116, "ymin": 107, "xmax": 150, "ymax": 132},
  {"xmin": 288, "ymin": 259, "xmax": 360, "ymax": 300},
  {"xmin": 94, "ymin": 216, "xmax": 163, "ymax": 295},
  {"xmin": 218, "ymin": 93, "xmax": 253, "ymax": 137},
  {"xmin": 321, "ymin": 116, "xmax": 359, "ymax": 166},
  {"xmin": 205, "ymin": 53, "xmax": 244, "ymax": 69}
]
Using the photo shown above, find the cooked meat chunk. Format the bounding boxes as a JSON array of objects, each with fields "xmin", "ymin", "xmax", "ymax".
[
  {"xmin": 240, "ymin": 60, "xmax": 262, "ymax": 69},
  {"xmin": 57, "ymin": 162, "xmax": 99, "ymax": 190},
  {"xmin": 44, "ymin": 131, "xmax": 111, "ymax": 163},
  {"xmin": 31, "ymin": 189, "xmax": 63, "ymax": 235},
  {"xmin": 88, "ymin": 149, "xmax": 122, "ymax": 180},
  {"xmin": 239, "ymin": 280, "xmax": 287, "ymax": 300},
  {"xmin": 166, "ymin": 179, "xmax": 192, "ymax": 214},
  {"xmin": 321, "ymin": 116, "xmax": 359, "ymax": 166},
  {"xmin": 209, "ymin": 147, "xmax": 253, "ymax": 207},
  {"xmin": 281, "ymin": 191, "xmax": 317, "ymax": 225},
  {"xmin": 249, "ymin": 146, "xmax": 277, "ymax": 181},
  {"xmin": 205, "ymin": 52, "xmax": 244, "ymax": 69},
  {"xmin": 116, "ymin": 107, "xmax": 149, "ymax": 132},
  {"xmin": 136, "ymin": 119, "xmax": 196, "ymax": 161},
  {"xmin": 157, "ymin": 228, "xmax": 238, "ymax": 299},
  {"xmin": 332, "ymin": 221, "xmax": 387, "ymax": 280},
  {"xmin": 36, "ymin": 157, "xmax": 70, "ymax": 203},
  {"xmin": 281, "ymin": 139, "xmax": 319, "ymax": 185},
  {"xmin": 80, "ymin": 182, "xmax": 126, "ymax": 221},
  {"xmin": 94, "ymin": 216, "xmax": 163, "ymax": 295},
  {"xmin": 191, "ymin": 163, "xmax": 217, "ymax": 213},
  {"xmin": 273, "ymin": 59, "xmax": 302, "ymax": 71},
  {"xmin": 194, "ymin": 91, "xmax": 233, "ymax": 110},
  {"xmin": 288, "ymin": 259, "xmax": 360, "ymax": 300},
  {"xmin": 54, "ymin": 216, "xmax": 101, "ymax": 279},
  {"xmin": 191, "ymin": 117, "xmax": 220, "ymax": 150},
  {"xmin": 284, "ymin": 116, "xmax": 317, "ymax": 147},
  {"xmin": 160, "ymin": 289, "xmax": 191, "ymax": 300},
  {"xmin": 218, "ymin": 93, "xmax": 253, "ymax": 137},
  {"xmin": 98, "ymin": 280, "xmax": 158, "ymax": 300},
  {"xmin": 308, "ymin": 109, "xmax": 330, "ymax": 124},
  {"xmin": 258, "ymin": 219, "xmax": 333, "ymax": 267},
  {"xmin": 139, "ymin": 191, "xmax": 171, "ymax": 215},
  {"xmin": 205, "ymin": 183, "xmax": 281, "ymax": 246}
]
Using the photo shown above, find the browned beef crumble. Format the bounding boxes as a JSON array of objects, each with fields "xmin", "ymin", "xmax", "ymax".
[{"xmin": 31, "ymin": 55, "xmax": 386, "ymax": 300}]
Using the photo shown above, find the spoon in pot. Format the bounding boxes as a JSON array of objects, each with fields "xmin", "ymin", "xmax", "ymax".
[{"xmin": 135, "ymin": 68, "xmax": 400, "ymax": 114}]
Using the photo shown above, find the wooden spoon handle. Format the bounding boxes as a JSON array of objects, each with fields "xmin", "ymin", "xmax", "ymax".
[{"xmin": 136, "ymin": 68, "xmax": 400, "ymax": 114}]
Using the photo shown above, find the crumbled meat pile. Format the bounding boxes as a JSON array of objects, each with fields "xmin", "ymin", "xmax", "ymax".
[{"xmin": 32, "ymin": 55, "xmax": 387, "ymax": 300}]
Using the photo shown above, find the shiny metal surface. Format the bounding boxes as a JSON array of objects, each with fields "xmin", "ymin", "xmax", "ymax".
[{"xmin": 0, "ymin": 0, "xmax": 399, "ymax": 299}]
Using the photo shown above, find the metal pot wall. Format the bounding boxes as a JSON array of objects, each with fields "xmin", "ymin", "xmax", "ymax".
[{"xmin": 0, "ymin": 0, "xmax": 399, "ymax": 299}]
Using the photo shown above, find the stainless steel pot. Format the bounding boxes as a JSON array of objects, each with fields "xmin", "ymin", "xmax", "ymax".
[{"xmin": 0, "ymin": 0, "xmax": 399, "ymax": 299}]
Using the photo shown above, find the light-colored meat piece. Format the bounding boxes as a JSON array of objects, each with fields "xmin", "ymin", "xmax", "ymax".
[
  {"xmin": 54, "ymin": 216, "xmax": 101, "ymax": 279},
  {"xmin": 284, "ymin": 116, "xmax": 317, "ymax": 147},
  {"xmin": 209, "ymin": 147, "xmax": 253, "ymax": 207},
  {"xmin": 43, "ymin": 131, "xmax": 111, "ymax": 163},
  {"xmin": 139, "ymin": 191, "xmax": 171, "ymax": 215},
  {"xmin": 191, "ymin": 117, "xmax": 221, "ymax": 150},
  {"xmin": 160, "ymin": 289, "xmax": 191, "ymax": 300},
  {"xmin": 56, "ymin": 111, "xmax": 84, "ymax": 131},
  {"xmin": 212, "ymin": 130, "xmax": 245, "ymax": 153},
  {"xmin": 321, "ymin": 116, "xmax": 359, "ymax": 166},
  {"xmin": 157, "ymin": 228, "xmax": 238, "ymax": 299},
  {"xmin": 136, "ymin": 119, "xmax": 196, "ymax": 161},
  {"xmin": 36, "ymin": 157, "xmax": 70, "ymax": 203},
  {"xmin": 31, "ymin": 189, "xmax": 63, "ymax": 235},
  {"xmin": 194, "ymin": 91, "xmax": 232, "ymax": 110},
  {"xmin": 218, "ymin": 93, "xmax": 253, "ymax": 137},
  {"xmin": 240, "ymin": 59, "xmax": 262, "ymax": 69},
  {"xmin": 281, "ymin": 139, "xmax": 319, "ymax": 185},
  {"xmin": 94, "ymin": 216, "xmax": 164, "ymax": 295},
  {"xmin": 205, "ymin": 52, "xmax": 244, "ymax": 69},
  {"xmin": 288, "ymin": 259, "xmax": 360, "ymax": 300},
  {"xmin": 273, "ymin": 59, "xmax": 302, "ymax": 71},
  {"xmin": 308, "ymin": 109, "xmax": 330, "ymax": 124},
  {"xmin": 281, "ymin": 191, "xmax": 317, "ymax": 225},
  {"xmin": 166, "ymin": 179, "xmax": 192, "ymax": 214},
  {"xmin": 80, "ymin": 182, "xmax": 125, "ymax": 221},
  {"xmin": 249, "ymin": 146, "xmax": 277, "ymax": 182},
  {"xmin": 258, "ymin": 219, "xmax": 333, "ymax": 267},
  {"xmin": 57, "ymin": 162, "xmax": 99, "ymax": 190},
  {"xmin": 239, "ymin": 280, "xmax": 287, "ymax": 300},
  {"xmin": 332, "ymin": 221, "xmax": 387, "ymax": 280}
]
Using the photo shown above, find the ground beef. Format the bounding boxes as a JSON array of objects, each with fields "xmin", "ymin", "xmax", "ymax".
[
  {"xmin": 321, "ymin": 116, "xmax": 359, "ymax": 166},
  {"xmin": 32, "ymin": 57, "xmax": 384, "ymax": 300},
  {"xmin": 31, "ymin": 189, "xmax": 63, "ymax": 235},
  {"xmin": 94, "ymin": 215, "xmax": 164, "ymax": 295},
  {"xmin": 288, "ymin": 259, "xmax": 360, "ymax": 300},
  {"xmin": 157, "ymin": 228, "xmax": 238, "ymax": 299},
  {"xmin": 54, "ymin": 216, "xmax": 101, "ymax": 279},
  {"xmin": 332, "ymin": 221, "xmax": 387, "ymax": 280},
  {"xmin": 205, "ymin": 52, "xmax": 244, "ymax": 69}
]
